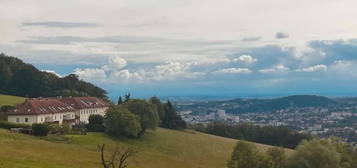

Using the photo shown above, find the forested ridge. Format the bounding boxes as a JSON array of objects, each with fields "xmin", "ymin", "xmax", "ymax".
[{"xmin": 0, "ymin": 53, "xmax": 107, "ymax": 98}]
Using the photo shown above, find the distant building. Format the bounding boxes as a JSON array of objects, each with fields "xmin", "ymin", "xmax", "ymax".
[
  {"xmin": 217, "ymin": 109, "xmax": 226, "ymax": 120},
  {"xmin": 7, "ymin": 97, "xmax": 110, "ymax": 125}
]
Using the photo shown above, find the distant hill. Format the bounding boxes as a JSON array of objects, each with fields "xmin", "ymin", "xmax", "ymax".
[
  {"xmin": 0, "ymin": 94, "xmax": 25, "ymax": 106},
  {"xmin": 0, "ymin": 53, "xmax": 107, "ymax": 99},
  {"xmin": 0, "ymin": 128, "xmax": 293, "ymax": 168},
  {"xmin": 177, "ymin": 95, "xmax": 338, "ymax": 114},
  {"xmin": 228, "ymin": 95, "xmax": 337, "ymax": 113}
]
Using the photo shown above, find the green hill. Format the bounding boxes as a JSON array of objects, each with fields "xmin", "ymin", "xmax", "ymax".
[
  {"xmin": 0, "ymin": 53, "xmax": 107, "ymax": 98},
  {"xmin": 0, "ymin": 128, "xmax": 293, "ymax": 168},
  {"xmin": 0, "ymin": 94, "xmax": 25, "ymax": 106}
]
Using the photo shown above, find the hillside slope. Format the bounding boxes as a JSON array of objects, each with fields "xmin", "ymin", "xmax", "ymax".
[
  {"xmin": 0, "ymin": 128, "xmax": 293, "ymax": 168},
  {"xmin": 0, "ymin": 94, "xmax": 25, "ymax": 106},
  {"xmin": 0, "ymin": 53, "xmax": 107, "ymax": 98}
]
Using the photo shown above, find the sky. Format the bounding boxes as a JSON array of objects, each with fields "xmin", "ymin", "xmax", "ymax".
[{"xmin": 1, "ymin": 0, "xmax": 357, "ymax": 99}]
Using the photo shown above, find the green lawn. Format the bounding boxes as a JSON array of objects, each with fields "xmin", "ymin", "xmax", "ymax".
[
  {"xmin": 0, "ymin": 94, "xmax": 25, "ymax": 106},
  {"xmin": 0, "ymin": 128, "xmax": 294, "ymax": 168}
]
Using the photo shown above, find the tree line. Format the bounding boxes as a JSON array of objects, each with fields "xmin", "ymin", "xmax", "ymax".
[
  {"xmin": 87, "ymin": 95, "xmax": 186, "ymax": 138},
  {"xmin": 189, "ymin": 122, "xmax": 312, "ymax": 149},
  {"xmin": 0, "ymin": 53, "xmax": 107, "ymax": 98},
  {"xmin": 228, "ymin": 137, "xmax": 357, "ymax": 168}
]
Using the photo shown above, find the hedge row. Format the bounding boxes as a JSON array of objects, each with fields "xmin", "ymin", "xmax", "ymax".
[{"xmin": 0, "ymin": 120, "xmax": 30, "ymax": 129}]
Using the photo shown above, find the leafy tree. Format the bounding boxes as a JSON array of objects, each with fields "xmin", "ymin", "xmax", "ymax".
[
  {"xmin": 149, "ymin": 96, "xmax": 165, "ymax": 122},
  {"xmin": 161, "ymin": 101, "xmax": 186, "ymax": 130},
  {"xmin": 105, "ymin": 105, "xmax": 141, "ymax": 138},
  {"xmin": 228, "ymin": 141, "xmax": 272, "ymax": 168},
  {"xmin": 267, "ymin": 147, "xmax": 286, "ymax": 168},
  {"xmin": 288, "ymin": 139, "xmax": 342, "ymax": 168},
  {"xmin": 124, "ymin": 93, "xmax": 131, "ymax": 102},
  {"xmin": 87, "ymin": 114, "xmax": 105, "ymax": 132},
  {"xmin": 123, "ymin": 99, "xmax": 159, "ymax": 136},
  {"xmin": 32, "ymin": 123, "xmax": 50, "ymax": 136}
]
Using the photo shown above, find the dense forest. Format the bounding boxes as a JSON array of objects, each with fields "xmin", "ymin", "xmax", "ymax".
[
  {"xmin": 190, "ymin": 122, "xmax": 312, "ymax": 149},
  {"xmin": 0, "ymin": 53, "xmax": 107, "ymax": 99}
]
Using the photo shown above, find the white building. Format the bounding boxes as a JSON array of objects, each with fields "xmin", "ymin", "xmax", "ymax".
[
  {"xmin": 7, "ymin": 98, "xmax": 76, "ymax": 125},
  {"xmin": 217, "ymin": 109, "xmax": 226, "ymax": 120},
  {"xmin": 7, "ymin": 97, "xmax": 110, "ymax": 125},
  {"xmin": 60, "ymin": 97, "xmax": 110, "ymax": 124}
]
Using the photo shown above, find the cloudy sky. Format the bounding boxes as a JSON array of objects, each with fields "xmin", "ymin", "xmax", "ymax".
[{"xmin": 2, "ymin": 0, "xmax": 357, "ymax": 98}]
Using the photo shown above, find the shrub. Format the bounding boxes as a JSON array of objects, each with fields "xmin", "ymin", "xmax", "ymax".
[
  {"xmin": 32, "ymin": 123, "xmax": 50, "ymax": 136},
  {"xmin": 87, "ymin": 114, "xmax": 105, "ymax": 132},
  {"xmin": 228, "ymin": 141, "xmax": 273, "ymax": 168},
  {"xmin": 0, "ymin": 120, "xmax": 30, "ymax": 129},
  {"xmin": 288, "ymin": 138, "xmax": 357, "ymax": 168},
  {"xmin": 88, "ymin": 114, "xmax": 104, "ymax": 125}
]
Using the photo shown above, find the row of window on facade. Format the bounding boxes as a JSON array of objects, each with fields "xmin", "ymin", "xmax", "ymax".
[
  {"xmin": 80, "ymin": 109, "xmax": 100, "ymax": 115},
  {"xmin": 15, "ymin": 114, "xmax": 75, "ymax": 123}
]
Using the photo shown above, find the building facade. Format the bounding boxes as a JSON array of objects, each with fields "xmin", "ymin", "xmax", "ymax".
[
  {"xmin": 59, "ymin": 97, "xmax": 110, "ymax": 124},
  {"xmin": 7, "ymin": 97, "xmax": 110, "ymax": 125},
  {"xmin": 7, "ymin": 98, "xmax": 76, "ymax": 125}
]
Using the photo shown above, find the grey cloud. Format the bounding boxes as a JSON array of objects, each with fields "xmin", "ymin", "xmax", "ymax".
[
  {"xmin": 22, "ymin": 21, "xmax": 99, "ymax": 28},
  {"xmin": 18, "ymin": 36, "xmax": 86, "ymax": 45},
  {"xmin": 241, "ymin": 36, "xmax": 261, "ymax": 42},
  {"xmin": 0, "ymin": 44, "xmax": 108, "ymax": 65},
  {"xmin": 17, "ymin": 35, "xmax": 234, "ymax": 46},
  {"xmin": 275, "ymin": 32, "xmax": 289, "ymax": 39}
]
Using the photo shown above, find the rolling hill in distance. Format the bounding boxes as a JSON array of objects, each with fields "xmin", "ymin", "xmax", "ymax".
[{"xmin": 175, "ymin": 95, "xmax": 357, "ymax": 114}]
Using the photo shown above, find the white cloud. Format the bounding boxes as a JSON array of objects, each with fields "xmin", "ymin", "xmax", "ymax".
[
  {"xmin": 73, "ymin": 55, "xmax": 201, "ymax": 83},
  {"xmin": 296, "ymin": 64, "xmax": 327, "ymax": 72},
  {"xmin": 74, "ymin": 68, "xmax": 107, "ymax": 82},
  {"xmin": 328, "ymin": 60, "xmax": 357, "ymax": 77},
  {"xmin": 109, "ymin": 69, "xmax": 144, "ymax": 81},
  {"xmin": 214, "ymin": 68, "xmax": 252, "ymax": 74},
  {"xmin": 102, "ymin": 55, "xmax": 127, "ymax": 71},
  {"xmin": 232, "ymin": 55, "xmax": 257, "ymax": 64},
  {"xmin": 150, "ymin": 61, "xmax": 195, "ymax": 80},
  {"xmin": 42, "ymin": 70, "xmax": 62, "ymax": 77},
  {"xmin": 259, "ymin": 64, "xmax": 290, "ymax": 73},
  {"xmin": 329, "ymin": 60, "xmax": 353, "ymax": 71}
]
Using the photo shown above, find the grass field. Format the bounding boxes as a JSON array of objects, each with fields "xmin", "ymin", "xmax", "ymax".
[
  {"xmin": 0, "ymin": 128, "xmax": 294, "ymax": 168},
  {"xmin": 0, "ymin": 94, "xmax": 25, "ymax": 106}
]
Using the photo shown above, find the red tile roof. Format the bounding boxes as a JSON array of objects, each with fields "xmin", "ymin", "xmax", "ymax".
[
  {"xmin": 8, "ymin": 98, "xmax": 76, "ymax": 115},
  {"xmin": 8, "ymin": 97, "xmax": 110, "ymax": 115},
  {"xmin": 59, "ymin": 97, "xmax": 111, "ymax": 109}
]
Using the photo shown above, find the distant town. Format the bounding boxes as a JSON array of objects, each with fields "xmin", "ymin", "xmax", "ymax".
[{"xmin": 175, "ymin": 95, "xmax": 357, "ymax": 144}]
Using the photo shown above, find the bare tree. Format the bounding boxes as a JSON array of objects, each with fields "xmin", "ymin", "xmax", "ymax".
[{"xmin": 98, "ymin": 144, "xmax": 138, "ymax": 168}]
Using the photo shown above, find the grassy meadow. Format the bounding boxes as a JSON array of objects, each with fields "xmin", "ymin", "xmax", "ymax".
[
  {"xmin": 0, "ymin": 94, "xmax": 25, "ymax": 106},
  {"xmin": 0, "ymin": 128, "xmax": 294, "ymax": 168}
]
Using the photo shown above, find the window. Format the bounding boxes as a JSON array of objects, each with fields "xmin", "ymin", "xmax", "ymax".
[
  {"xmin": 25, "ymin": 118, "xmax": 28, "ymax": 122},
  {"xmin": 16, "ymin": 118, "xmax": 19, "ymax": 123}
]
